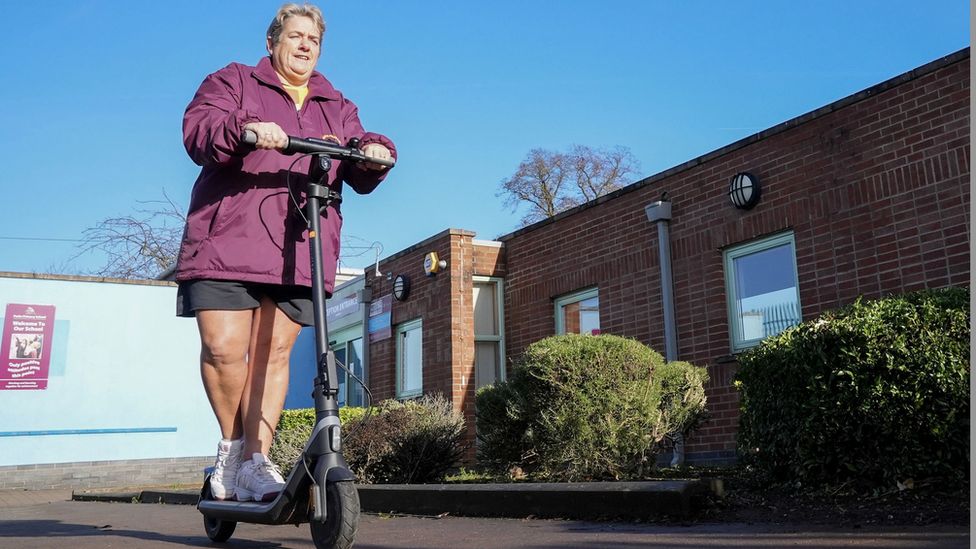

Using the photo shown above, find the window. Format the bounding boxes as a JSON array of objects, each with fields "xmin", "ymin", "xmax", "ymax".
[
  {"xmin": 724, "ymin": 232, "xmax": 801, "ymax": 352},
  {"xmin": 555, "ymin": 287, "xmax": 600, "ymax": 335},
  {"xmin": 396, "ymin": 318, "xmax": 423, "ymax": 399},
  {"xmin": 473, "ymin": 277, "xmax": 505, "ymax": 389},
  {"xmin": 330, "ymin": 336, "xmax": 364, "ymax": 408}
]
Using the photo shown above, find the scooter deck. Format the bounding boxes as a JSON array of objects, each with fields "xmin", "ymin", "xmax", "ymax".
[
  {"xmin": 198, "ymin": 497, "xmax": 308, "ymax": 525},
  {"xmin": 197, "ymin": 491, "xmax": 308, "ymax": 524}
]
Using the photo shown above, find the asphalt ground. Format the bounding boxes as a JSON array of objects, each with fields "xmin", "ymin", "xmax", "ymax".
[{"xmin": 0, "ymin": 491, "xmax": 969, "ymax": 549}]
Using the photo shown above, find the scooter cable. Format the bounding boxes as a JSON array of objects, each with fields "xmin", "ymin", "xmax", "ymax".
[{"xmin": 285, "ymin": 153, "xmax": 314, "ymax": 226}]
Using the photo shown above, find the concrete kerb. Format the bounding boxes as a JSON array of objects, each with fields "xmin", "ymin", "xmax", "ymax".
[{"xmin": 68, "ymin": 479, "xmax": 724, "ymax": 520}]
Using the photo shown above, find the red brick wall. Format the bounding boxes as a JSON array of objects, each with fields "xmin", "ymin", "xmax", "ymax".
[
  {"xmin": 472, "ymin": 242, "xmax": 506, "ymax": 278},
  {"xmin": 367, "ymin": 230, "xmax": 460, "ymax": 402},
  {"xmin": 500, "ymin": 51, "xmax": 970, "ymax": 463},
  {"xmin": 365, "ymin": 230, "xmax": 483, "ymax": 460}
]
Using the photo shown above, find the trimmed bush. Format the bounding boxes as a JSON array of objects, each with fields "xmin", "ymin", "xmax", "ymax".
[
  {"xmin": 736, "ymin": 287, "xmax": 970, "ymax": 492},
  {"xmin": 343, "ymin": 395, "xmax": 467, "ymax": 484},
  {"xmin": 270, "ymin": 406, "xmax": 371, "ymax": 472},
  {"xmin": 476, "ymin": 334, "xmax": 708, "ymax": 481},
  {"xmin": 271, "ymin": 396, "xmax": 466, "ymax": 484}
]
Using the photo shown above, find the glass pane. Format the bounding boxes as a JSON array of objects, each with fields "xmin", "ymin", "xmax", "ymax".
[
  {"xmin": 561, "ymin": 295, "xmax": 600, "ymax": 335},
  {"xmin": 346, "ymin": 338, "xmax": 363, "ymax": 407},
  {"xmin": 579, "ymin": 296, "xmax": 600, "ymax": 335},
  {"xmin": 733, "ymin": 242, "xmax": 800, "ymax": 342},
  {"xmin": 333, "ymin": 346, "xmax": 347, "ymax": 408},
  {"xmin": 561, "ymin": 301, "xmax": 580, "ymax": 333},
  {"xmin": 473, "ymin": 283, "xmax": 498, "ymax": 336},
  {"xmin": 400, "ymin": 326, "xmax": 423, "ymax": 395},
  {"xmin": 475, "ymin": 341, "xmax": 499, "ymax": 389}
]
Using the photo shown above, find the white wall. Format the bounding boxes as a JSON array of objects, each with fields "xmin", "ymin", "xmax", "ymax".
[{"xmin": 0, "ymin": 275, "xmax": 213, "ymax": 466}]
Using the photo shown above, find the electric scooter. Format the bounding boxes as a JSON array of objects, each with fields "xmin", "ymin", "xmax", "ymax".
[{"xmin": 197, "ymin": 130, "xmax": 394, "ymax": 549}]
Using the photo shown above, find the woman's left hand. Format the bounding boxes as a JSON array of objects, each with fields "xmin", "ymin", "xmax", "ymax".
[{"xmin": 361, "ymin": 143, "xmax": 392, "ymax": 171}]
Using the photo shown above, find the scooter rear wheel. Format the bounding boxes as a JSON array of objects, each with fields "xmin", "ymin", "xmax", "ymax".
[
  {"xmin": 309, "ymin": 481, "xmax": 360, "ymax": 549},
  {"xmin": 201, "ymin": 481, "xmax": 237, "ymax": 542},
  {"xmin": 203, "ymin": 512, "xmax": 237, "ymax": 542}
]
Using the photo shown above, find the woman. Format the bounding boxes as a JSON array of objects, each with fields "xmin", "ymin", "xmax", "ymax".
[{"xmin": 176, "ymin": 3, "xmax": 395, "ymax": 502}]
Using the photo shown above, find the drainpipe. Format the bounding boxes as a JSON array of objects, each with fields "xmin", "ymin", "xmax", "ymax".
[
  {"xmin": 644, "ymin": 196, "xmax": 677, "ymax": 362},
  {"xmin": 357, "ymin": 285, "xmax": 373, "ymax": 406},
  {"xmin": 644, "ymin": 195, "xmax": 684, "ymax": 467}
]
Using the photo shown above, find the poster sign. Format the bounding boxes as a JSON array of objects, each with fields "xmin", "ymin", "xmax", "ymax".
[
  {"xmin": 326, "ymin": 293, "xmax": 360, "ymax": 324},
  {"xmin": 1, "ymin": 304, "xmax": 56, "ymax": 390},
  {"xmin": 367, "ymin": 294, "xmax": 392, "ymax": 343}
]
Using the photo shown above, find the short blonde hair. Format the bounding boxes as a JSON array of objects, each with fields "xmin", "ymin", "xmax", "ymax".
[{"xmin": 267, "ymin": 3, "xmax": 325, "ymax": 44}]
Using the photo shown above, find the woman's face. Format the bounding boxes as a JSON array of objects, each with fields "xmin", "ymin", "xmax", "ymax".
[{"xmin": 267, "ymin": 16, "xmax": 321, "ymax": 85}]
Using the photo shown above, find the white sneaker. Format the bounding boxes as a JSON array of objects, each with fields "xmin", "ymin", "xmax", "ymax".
[
  {"xmin": 210, "ymin": 438, "xmax": 243, "ymax": 501},
  {"xmin": 236, "ymin": 453, "xmax": 285, "ymax": 502}
]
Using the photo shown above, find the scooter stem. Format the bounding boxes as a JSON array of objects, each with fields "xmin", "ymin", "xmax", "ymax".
[{"xmin": 306, "ymin": 154, "xmax": 339, "ymax": 414}]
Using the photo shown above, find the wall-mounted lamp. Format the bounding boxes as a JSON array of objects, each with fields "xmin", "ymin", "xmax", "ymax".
[
  {"xmin": 392, "ymin": 274, "xmax": 411, "ymax": 301},
  {"xmin": 423, "ymin": 251, "xmax": 447, "ymax": 276},
  {"xmin": 728, "ymin": 172, "xmax": 761, "ymax": 210}
]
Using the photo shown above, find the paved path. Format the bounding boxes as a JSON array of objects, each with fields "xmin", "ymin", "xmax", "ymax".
[
  {"xmin": 0, "ymin": 489, "xmax": 72, "ymax": 508},
  {"xmin": 0, "ymin": 493, "xmax": 968, "ymax": 548}
]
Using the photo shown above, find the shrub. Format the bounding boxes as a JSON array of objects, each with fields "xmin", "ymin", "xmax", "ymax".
[
  {"xmin": 270, "ymin": 406, "xmax": 371, "ymax": 472},
  {"xmin": 343, "ymin": 395, "xmax": 467, "ymax": 484},
  {"xmin": 476, "ymin": 334, "xmax": 708, "ymax": 481},
  {"xmin": 271, "ymin": 396, "xmax": 466, "ymax": 484},
  {"xmin": 736, "ymin": 287, "xmax": 970, "ymax": 492}
]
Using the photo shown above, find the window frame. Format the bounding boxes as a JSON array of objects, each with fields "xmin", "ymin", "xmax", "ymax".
[
  {"xmin": 395, "ymin": 318, "xmax": 423, "ymax": 399},
  {"xmin": 329, "ymin": 326, "xmax": 365, "ymax": 408},
  {"xmin": 473, "ymin": 276, "xmax": 506, "ymax": 386},
  {"xmin": 723, "ymin": 231, "xmax": 801, "ymax": 353},
  {"xmin": 554, "ymin": 287, "xmax": 600, "ymax": 335}
]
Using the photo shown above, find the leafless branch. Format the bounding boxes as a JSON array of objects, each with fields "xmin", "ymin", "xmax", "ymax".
[
  {"xmin": 498, "ymin": 145, "xmax": 640, "ymax": 227},
  {"xmin": 73, "ymin": 190, "xmax": 186, "ymax": 279}
]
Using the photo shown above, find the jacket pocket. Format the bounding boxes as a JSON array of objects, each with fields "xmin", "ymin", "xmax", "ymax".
[
  {"xmin": 206, "ymin": 197, "xmax": 224, "ymax": 236},
  {"xmin": 208, "ymin": 195, "xmax": 248, "ymax": 238}
]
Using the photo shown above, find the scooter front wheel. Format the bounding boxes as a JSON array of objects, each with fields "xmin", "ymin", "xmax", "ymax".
[{"xmin": 309, "ymin": 481, "xmax": 360, "ymax": 549}]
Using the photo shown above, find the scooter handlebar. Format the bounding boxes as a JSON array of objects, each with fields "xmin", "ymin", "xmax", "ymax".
[{"xmin": 241, "ymin": 129, "xmax": 395, "ymax": 167}]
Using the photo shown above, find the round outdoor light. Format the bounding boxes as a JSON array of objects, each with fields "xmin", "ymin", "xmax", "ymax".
[
  {"xmin": 392, "ymin": 274, "xmax": 411, "ymax": 301},
  {"xmin": 728, "ymin": 172, "xmax": 761, "ymax": 210}
]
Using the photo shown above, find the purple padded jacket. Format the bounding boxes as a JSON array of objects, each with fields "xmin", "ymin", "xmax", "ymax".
[{"xmin": 175, "ymin": 57, "xmax": 395, "ymax": 294}]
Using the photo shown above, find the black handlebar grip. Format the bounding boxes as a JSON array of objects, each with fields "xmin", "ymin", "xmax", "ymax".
[
  {"xmin": 242, "ymin": 129, "xmax": 258, "ymax": 146},
  {"xmin": 364, "ymin": 156, "xmax": 396, "ymax": 168}
]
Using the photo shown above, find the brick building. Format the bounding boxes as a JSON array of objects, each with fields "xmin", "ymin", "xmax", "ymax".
[{"xmin": 354, "ymin": 48, "xmax": 969, "ymax": 464}]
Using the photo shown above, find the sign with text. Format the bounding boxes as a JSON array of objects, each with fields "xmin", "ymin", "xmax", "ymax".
[
  {"xmin": 1, "ymin": 303, "xmax": 56, "ymax": 390},
  {"xmin": 326, "ymin": 293, "xmax": 360, "ymax": 324},
  {"xmin": 367, "ymin": 294, "xmax": 392, "ymax": 343}
]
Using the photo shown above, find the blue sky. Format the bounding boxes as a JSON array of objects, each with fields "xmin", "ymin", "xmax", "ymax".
[{"xmin": 0, "ymin": 1, "xmax": 968, "ymax": 275}]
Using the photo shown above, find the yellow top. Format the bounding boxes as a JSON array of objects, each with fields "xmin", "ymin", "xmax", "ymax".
[{"xmin": 281, "ymin": 82, "xmax": 309, "ymax": 110}]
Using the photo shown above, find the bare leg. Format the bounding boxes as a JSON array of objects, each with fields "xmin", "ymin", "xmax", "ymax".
[
  {"xmin": 197, "ymin": 309, "xmax": 254, "ymax": 440},
  {"xmin": 241, "ymin": 296, "xmax": 303, "ymax": 456}
]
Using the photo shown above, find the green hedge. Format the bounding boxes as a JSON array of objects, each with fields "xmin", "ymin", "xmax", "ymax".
[
  {"xmin": 271, "ymin": 395, "xmax": 466, "ymax": 484},
  {"xmin": 343, "ymin": 395, "xmax": 467, "ymax": 484},
  {"xmin": 476, "ymin": 334, "xmax": 708, "ymax": 481},
  {"xmin": 270, "ymin": 406, "xmax": 371, "ymax": 472},
  {"xmin": 735, "ymin": 287, "xmax": 970, "ymax": 492}
]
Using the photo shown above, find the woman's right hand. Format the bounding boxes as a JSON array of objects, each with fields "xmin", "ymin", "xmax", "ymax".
[{"xmin": 243, "ymin": 121, "xmax": 289, "ymax": 150}]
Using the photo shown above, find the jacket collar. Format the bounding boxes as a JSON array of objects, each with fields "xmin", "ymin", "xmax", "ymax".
[{"xmin": 253, "ymin": 56, "xmax": 341, "ymax": 101}]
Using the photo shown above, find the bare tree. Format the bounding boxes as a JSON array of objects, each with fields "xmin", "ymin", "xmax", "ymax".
[
  {"xmin": 499, "ymin": 145, "xmax": 640, "ymax": 227},
  {"xmin": 498, "ymin": 149, "xmax": 569, "ymax": 226},
  {"xmin": 77, "ymin": 192, "xmax": 384, "ymax": 280},
  {"xmin": 568, "ymin": 145, "xmax": 639, "ymax": 202},
  {"xmin": 75, "ymin": 191, "xmax": 186, "ymax": 279}
]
